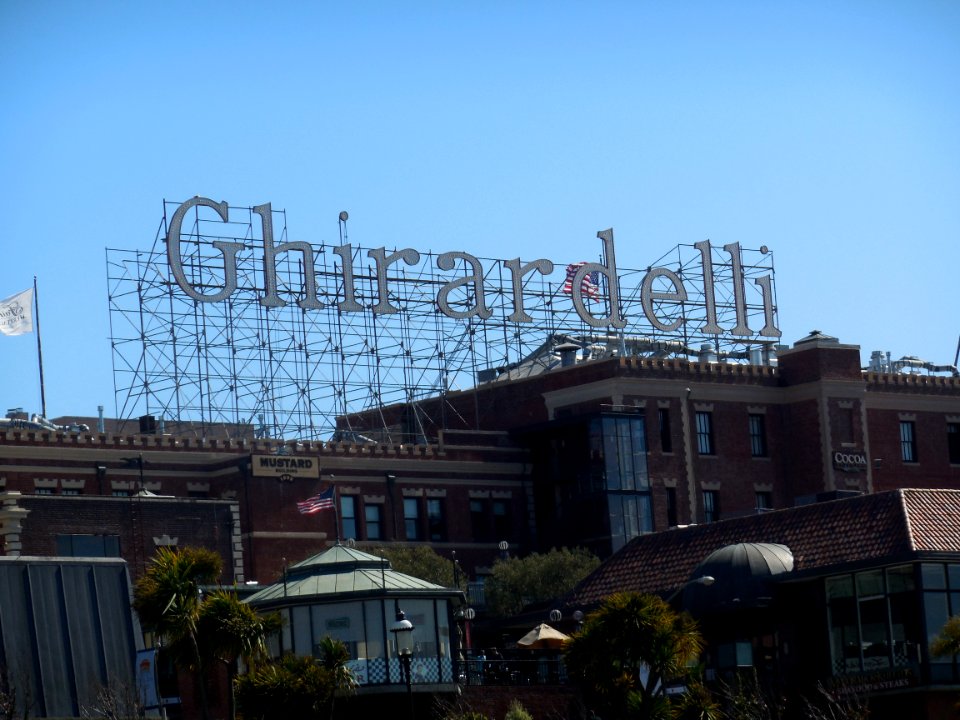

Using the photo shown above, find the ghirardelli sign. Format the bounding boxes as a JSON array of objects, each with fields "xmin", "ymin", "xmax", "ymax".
[{"xmin": 166, "ymin": 196, "xmax": 781, "ymax": 339}]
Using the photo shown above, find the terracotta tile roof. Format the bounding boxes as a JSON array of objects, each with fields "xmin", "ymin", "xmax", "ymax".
[{"xmin": 564, "ymin": 489, "xmax": 960, "ymax": 611}]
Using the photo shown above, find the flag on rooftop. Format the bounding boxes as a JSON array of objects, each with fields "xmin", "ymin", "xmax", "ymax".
[
  {"xmin": 297, "ymin": 486, "xmax": 335, "ymax": 514},
  {"xmin": 562, "ymin": 263, "xmax": 599, "ymax": 301},
  {"xmin": 0, "ymin": 288, "xmax": 33, "ymax": 336}
]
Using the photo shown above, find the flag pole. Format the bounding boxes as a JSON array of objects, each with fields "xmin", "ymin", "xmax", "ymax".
[{"xmin": 33, "ymin": 276, "xmax": 47, "ymax": 418}]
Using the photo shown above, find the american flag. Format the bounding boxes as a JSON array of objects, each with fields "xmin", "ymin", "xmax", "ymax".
[
  {"xmin": 297, "ymin": 486, "xmax": 335, "ymax": 514},
  {"xmin": 562, "ymin": 262, "xmax": 600, "ymax": 301}
]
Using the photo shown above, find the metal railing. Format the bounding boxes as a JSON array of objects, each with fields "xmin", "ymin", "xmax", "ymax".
[{"xmin": 456, "ymin": 649, "xmax": 568, "ymax": 686}]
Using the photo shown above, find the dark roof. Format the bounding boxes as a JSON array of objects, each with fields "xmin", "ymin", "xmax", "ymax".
[{"xmin": 564, "ymin": 489, "xmax": 960, "ymax": 611}]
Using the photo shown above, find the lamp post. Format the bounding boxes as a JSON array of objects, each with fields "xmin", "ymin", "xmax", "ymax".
[{"xmin": 391, "ymin": 609, "xmax": 415, "ymax": 720}]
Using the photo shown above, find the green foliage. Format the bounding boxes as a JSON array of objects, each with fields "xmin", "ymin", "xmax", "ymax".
[
  {"xmin": 931, "ymin": 614, "xmax": 960, "ymax": 658},
  {"xmin": 133, "ymin": 546, "xmax": 222, "ymax": 654},
  {"xmin": 564, "ymin": 592, "xmax": 704, "ymax": 720},
  {"xmin": 484, "ymin": 546, "xmax": 600, "ymax": 617},
  {"xmin": 234, "ymin": 648, "xmax": 355, "ymax": 720},
  {"xmin": 196, "ymin": 589, "xmax": 281, "ymax": 668},
  {"xmin": 369, "ymin": 544, "xmax": 468, "ymax": 591},
  {"xmin": 503, "ymin": 699, "xmax": 533, "ymax": 720},
  {"xmin": 132, "ymin": 546, "xmax": 277, "ymax": 720}
]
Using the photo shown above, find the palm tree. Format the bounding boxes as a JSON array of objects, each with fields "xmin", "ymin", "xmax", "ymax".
[
  {"xmin": 315, "ymin": 635, "xmax": 357, "ymax": 719},
  {"xmin": 196, "ymin": 590, "xmax": 281, "ymax": 720},
  {"xmin": 564, "ymin": 592, "xmax": 708, "ymax": 720},
  {"xmin": 133, "ymin": 546, "xmax": 221, "ymax": 720}
]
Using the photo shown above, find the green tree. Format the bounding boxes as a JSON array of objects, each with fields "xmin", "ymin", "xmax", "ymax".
[
  {"xmin": 931, "ymin": 614, "xmax": 960, "ymax": 658},
  {"xmin": 564, "ymin": 592, "xmax": 706, "ymax": 720},
  {"xmin": 196, "ymin": 590, "xmax": 281, "ymax": 720},
  {"xmin": 484, "ymin": 547, "xmax": 600, "ymax": 617},
  {"xmin": 234, "ymin": 641, "xmax": 356, "ymax": 720},
  {"xmin": 133, "ymin": 546, "xmax": 277, "ymax": 720},
  {"xmin": 369, "ymin": 545, "xmax": 468, "ymax": 592},
  {"xmin": 133, "ymin": 546, "xmax": 221, "ymax": 720}
]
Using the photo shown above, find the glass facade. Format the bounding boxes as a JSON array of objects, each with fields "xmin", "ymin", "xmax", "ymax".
[
  {"xmin": 826, "ymin": 565, "xmax": 921, "ymax": 676},
  {"xmin": 272, "ymin": 597, "xmax": 455, "ymax": 686},
  {"xmin": 595, "ymin": 415, "xmax": 652, "ymax": 551},
  {"xmin": 922, "ymin": 562, "xmax": 960, "ymax": 682}
]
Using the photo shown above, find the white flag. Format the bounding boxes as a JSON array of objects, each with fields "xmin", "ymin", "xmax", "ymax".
[{"xmin": 0, "ymin": 288, "xmax": 33, "ymax": 336}]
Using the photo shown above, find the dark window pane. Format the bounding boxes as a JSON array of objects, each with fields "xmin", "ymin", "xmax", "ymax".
[
  {"xmin": 364, "ymin": 504, "xmax": 381, "ymax": 540},
  {"xmin": 403, "ymin": 498, "xmax": 420, "ymax": 540},
  {"xmin": 340, "ymin": 496, "xmax": 357, "ymax": 540},
  {"xmin": 658, "ymin": 409, "xmax": 672, "ymax": 453}
]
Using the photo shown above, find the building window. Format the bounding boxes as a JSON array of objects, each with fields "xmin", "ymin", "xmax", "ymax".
[
  {"xmin": 836, "ymin": 407, "xmax": 855, "ymax": 445},
  {"xmin": 364, "ymin": 504, "xmax": 382, "ymax": 541},
  {"xmin": 755, "ymin": 491, "xmax": 772, "ymax": 512},
  {"xmin": 35, "ymin": 487, "xmax": 54, "ymax": 495},
  {"xmin": 658, "ymin": 408, "xmax": 672, "ymax": 453},
  {"xmin": 340, "ymin": 496, "xmax": 357, "ymax": 540},
  {"xmin": 695, "ymin": 412, "xmax": 714, "ymax": 455},
  {"xmin": 900, "ymin": 421, "xmax": 917, "ymax": 463},
  {"xmin": 61, "ymin": 488, "xmax": 81, "ymax": 496},
  {"xmin": 403, "ymin": 497, "xmax": 420, "ymax": 540},
  {"xmin": 111, "ymin": 490, "xmax": 130, "ymax": 497},
  {"xmin": 948, "ymin": 423, "xmax": 960, "ymax": 464},
  {"xmin": 921, "ymin": 562, "xmax": 960, "ymax": 682},
  {"xmin": 748, "ymin": 414, "xmax": 767, "ymax": 457},
  {"xmin": 56, "ymin": 534, "xmax": 121, "ymax": 557},
  {"xmin": 703, "ymin": 490, "xmax": 720, "ymax": 523},
  {"xmin": 599, "ymin": 415, "xmax": 653, "ymax": 551},
  {"xmin": 666, "ymin": 487, "xmax": 678, "ymax": 527},
  {"xmin": 492, "ymin": 500, "xmax": 511, "ymax": 541},
  {"xmin": 470, "ymin": 499, "xmax": 489, "ymax": 541},
  {"xmin": 827, "ymin": 565, "xmax": 920, "ymax": 676},
  {"xmin": 427, "ymin": 498, "xmax": 445, "ymax": 541}
]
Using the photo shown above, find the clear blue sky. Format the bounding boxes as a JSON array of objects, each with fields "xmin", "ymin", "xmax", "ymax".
[{"xmin": 1, "ymin": 1, "xmax": 958, "ymax": 422}]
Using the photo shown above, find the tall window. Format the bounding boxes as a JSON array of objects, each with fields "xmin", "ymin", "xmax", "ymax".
[
  {"xmin": 948, "ymin": 423, "xmax": 960, "ymax": 465},
  {"xmin": 470, "ymin": 499, "xmax": 489, "ymax": 541},
  {"xmin": 341, "ymin": 496, "xmax": 357, "ymax": 540},
  {"xmin": 427, "ymin": 498, "xmax": 445, "ymax": 541},
  {"xmin": 836, "ymin": 407, "xmax": 855, "ymax": 445},
  {"xmin": 364, "ymin": 504, "xmax": 382, "ymax": 540},
  {"xmin": 599, "ymin": 415, "xmax": 653, "ymax": 551},
  {"xmin": 403, "ymin": 498, "xmax": 421, "ymax": 540},
  {"xmin": 900, "ymin": 421, "xmax": 917, "ymax": 463},
  {"xmin": 492, "ymin": 500, "xmax": 511, "ymax": 541},
  {"xmin": 749, "ymin": 414, "xmax": 767, "ymax": 457},
  {"xmin": 695, "ymin": 412, "xmax": 714, "ymax": 455},
  {"xmin": 666, "ymin": 487, "xmax": 678, "ymax": 527},
  {"xmin": 755, "ymin": 491, "xmax": 772, "ymax": 511},
  {"xmin": 658, "ymin": 408, "xmax": 672, "ymax": 453},
  {"xmin": 703, "ymin": 490, "xmax": 720, "ymax": 523}
]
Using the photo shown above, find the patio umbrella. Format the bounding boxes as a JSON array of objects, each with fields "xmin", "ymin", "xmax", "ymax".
[{"xmin": 516, "ymin": 623, "xmax": 570, "ymax": 650}]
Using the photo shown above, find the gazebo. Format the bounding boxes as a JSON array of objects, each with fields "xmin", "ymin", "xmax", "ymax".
[{"xmin": 246, "ymin": 545, "xmax": 465, "ymax": 689}]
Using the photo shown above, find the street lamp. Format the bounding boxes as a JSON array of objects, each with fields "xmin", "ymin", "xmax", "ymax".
[{"xmin": 390, "ymin": 609, "xmax": 415, "ymax": 719}]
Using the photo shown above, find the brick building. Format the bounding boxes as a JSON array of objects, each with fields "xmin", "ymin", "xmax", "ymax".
[{"xmin": 0, "ymin": 330, "xmax": 956, "ymax": 585}]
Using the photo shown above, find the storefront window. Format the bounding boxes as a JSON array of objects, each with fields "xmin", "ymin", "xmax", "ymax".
[
  {"xmin": 922, "ymin": 562, "xmax": 960, "ymax": 682},
  {"xmin": 826, "ymin": 565, "xmax": 921, "ymax": 676}
]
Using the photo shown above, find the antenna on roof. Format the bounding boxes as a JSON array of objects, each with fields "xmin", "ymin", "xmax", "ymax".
[{"xmin": 954, "ymin": 334, "xmax": 959, "ymax": 368}]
